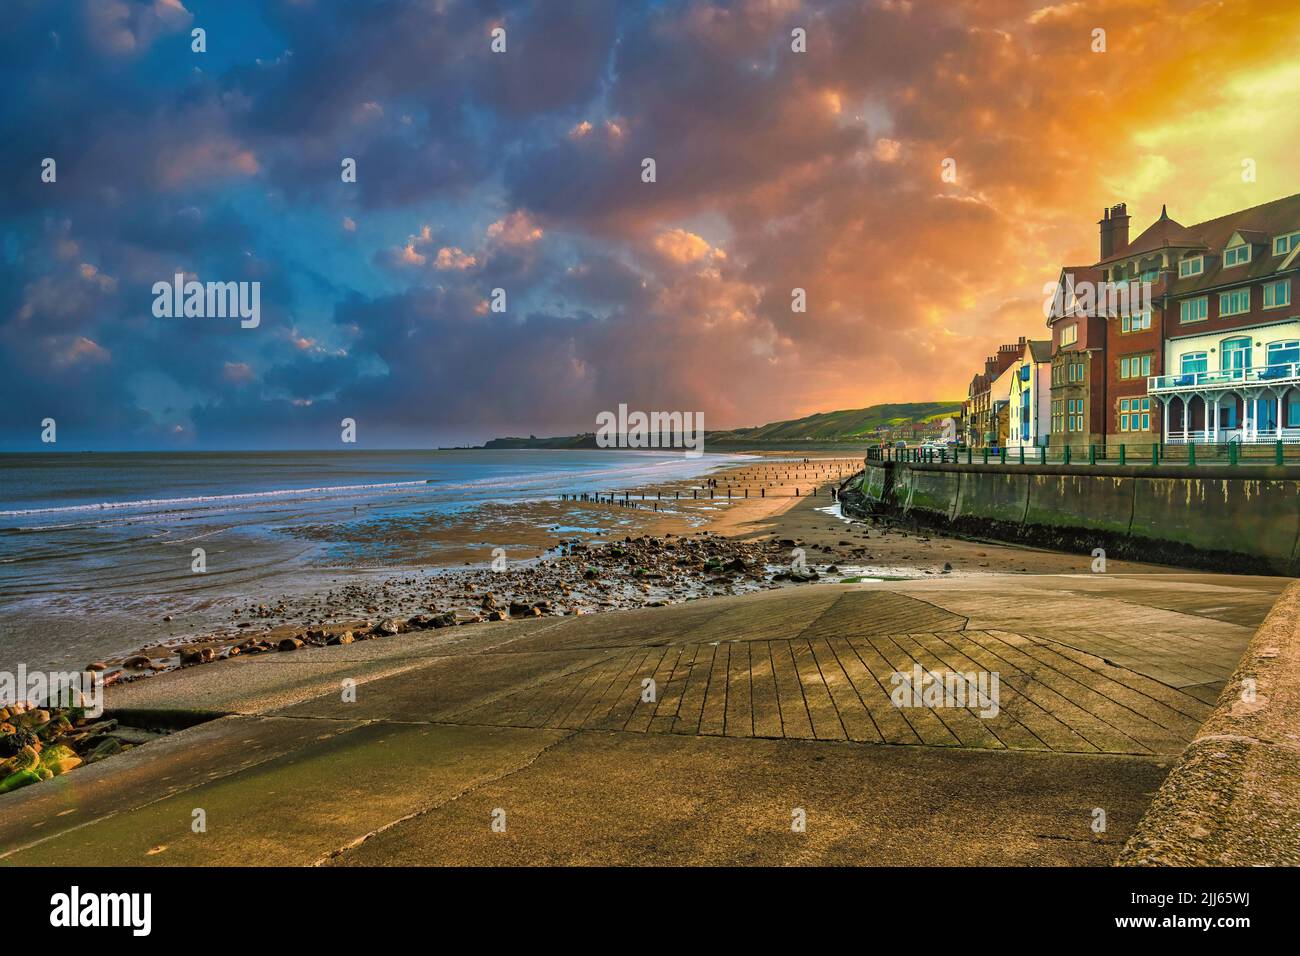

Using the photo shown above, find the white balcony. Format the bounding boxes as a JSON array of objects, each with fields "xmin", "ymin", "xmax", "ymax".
[
  {"xmin": 1148, "ymin": 363, "xmax": 1300, "ymax": 394},
  {"xmin": 1165, "ymin": 427, "xmax": 1300, "ymax": 445}
]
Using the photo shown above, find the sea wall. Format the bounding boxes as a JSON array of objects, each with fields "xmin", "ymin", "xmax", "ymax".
[
  {"xmin": 862, "ymin": 461, "xmax": 1300, "ymax": 574},
  {"xmin": 1119, "ymin": 581, "xmax": 1300, "ymax": 865}
]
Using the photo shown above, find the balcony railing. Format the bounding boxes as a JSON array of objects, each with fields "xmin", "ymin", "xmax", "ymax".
[
  {"xmin": 1166, "ymin": 427, "xmax": 1300, "ymax": 445},
  {"xmin": 1147, "ymin": 362, "xmax": 1300, "ymax": 392}
]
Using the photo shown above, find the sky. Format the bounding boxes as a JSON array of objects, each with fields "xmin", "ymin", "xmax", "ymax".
[{"xmin": 2, "ymin": 0, "xmax": 1300, "ymax": 450}]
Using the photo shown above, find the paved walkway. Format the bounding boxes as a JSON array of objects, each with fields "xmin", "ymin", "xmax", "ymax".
[{"xmin": 0, "ymin": 572, "xmax": 1286, "ymax": 866}]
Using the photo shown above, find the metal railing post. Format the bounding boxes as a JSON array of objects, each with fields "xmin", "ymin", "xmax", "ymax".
[
  {"xmin": 1119, "ymin": 444, "xmax": 1126, "ymax": 466},
  {"xmin": 1063, "ymin": 445, "xmax": 1071, "ymax": 465},
  {"xmin": 1277, "ymin": 440, "xmax": 1285, "ymax": 467},
  {"xmin": 1089, "ymin": 444, "xmax": 1096, "ymax": 465},
  {"xmin": 1018, "ymin": 446, "xmax": 1025, "ymax": 465},
  {"xmin": 1188, "ymin": 441, "xmax": 1196, "ymax": 467}
]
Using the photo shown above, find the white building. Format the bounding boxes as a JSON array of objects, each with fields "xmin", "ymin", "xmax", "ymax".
[
  {"xmin": 1136, "ymin": 196, "xmax": 1300, "ymax": 444},
  {"xmin": 1007, "ymin": 339, "xmax": 1053, "ymax": 448},
  {"xmin": 1154, "ymin": 318, "xmax": 1300, "ymax": 443}
]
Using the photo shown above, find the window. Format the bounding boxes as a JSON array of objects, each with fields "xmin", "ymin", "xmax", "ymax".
[
  {"xmin": 1119, "ymin": 398, "xmax": 1151, "ymax": 432},
  {"xmin": 1059, "ymin": 323, "xmax": 1077, "ymax": 347},
  {"xmin": 1267, "ymin": 340, "xmax": 1299, "ymax": 369},
  {"xmin": 1064, "ymin": 399, "xmax": 1084, "ymax": 432},
  {"xmin": 1273, "ymin": 231, "xmax": 1300, "ymax": 256},
  {"xmin": 1222, "ymin": 336, "xmax": 1252, "ymax": 374},
  {"xmin": 1178, "ymin": 256, "xmax": 1204, "ymax": 278},
  {"xmin": 1219, "ymin": 288, "xmax": 1250, "ymax": 316},
  {"xmin": 1289, "ymin": 397, "xmax": 1300, "ymax": 428},
  {"xmin": 1140, "ymin": 269, "xmax": 1159, "ymax": 283},
  {"xmin": 1264, "ymin": 279, "xmax": 1291, "ymax": 309},
  {"xmin": 1180, "ymin": 297, "xmax": 1208, "ymax": 323},
  {"xmin": 1120, "ymin": 354, "xmax": 1151, "ymax": 379},
  {"xmin": 1223, "ymin": 241, "xmax": 1252, "ymax": 267},
  {"xmin": 1180, "ymin": 352, "xmax": 1208, "ymax": 374},
  {"xmin": 1121, "ymin": 310, "xmax": 1152, "ymax": 333}
]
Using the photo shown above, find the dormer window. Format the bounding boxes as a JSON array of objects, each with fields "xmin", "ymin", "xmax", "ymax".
[
  {"xmin": 1178, "ymin": 255, "xmax": 1204, "ymax": 278},
  {"xmin": 1274, "ymin": 231, "xmax": 1300, "ymax": 256},
  {"xmin": 1224, "ymin": 237, "xmax": 1252, "ymax": 267}
]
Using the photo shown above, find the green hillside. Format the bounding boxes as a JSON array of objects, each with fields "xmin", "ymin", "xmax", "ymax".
[
  {"xmin": 709, "ymin": 402, "xmax": 963, "ymax": 442},
  {"xmin": 482, "ymin": 401, "xmax": 962, "ymax": 448}
]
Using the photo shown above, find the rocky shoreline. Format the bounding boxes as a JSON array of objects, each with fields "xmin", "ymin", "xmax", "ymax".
[
  {"xmin": 1, "ymin": 526, "xmax": 853, "ymax": 796},
  {"xmin": 1, "ymin": 702, "xmax": 163, "ymax": 794},
  {"xmin": 111, "ymin": 528, "xmax": 852, "ymax": 676},
  {"xmin": 9, "ymin": 463, "xmax": 1020, "ymax": 797}
]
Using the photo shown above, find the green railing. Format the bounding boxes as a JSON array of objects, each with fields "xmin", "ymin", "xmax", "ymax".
[{"xmin": 866, "ymin": 441, "xmax": 1296, "ymax": 467}]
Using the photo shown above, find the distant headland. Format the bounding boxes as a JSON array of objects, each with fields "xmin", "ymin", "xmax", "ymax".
[{"xmin": 479, "ymin": 401, "xmax": 962, "ymax": 450}]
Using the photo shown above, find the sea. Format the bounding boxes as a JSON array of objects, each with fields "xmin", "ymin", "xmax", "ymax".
[{"xmin": 0, "ymin": 449, "xmax": 747, "ymax": 672}]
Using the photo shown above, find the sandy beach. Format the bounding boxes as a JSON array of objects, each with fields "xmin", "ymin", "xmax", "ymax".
[
  {"xmin": 87, "ymin": 451, "xmax": 1174, "ymax": 686},
  {"xmin": 8, "ymin": 471, "xmax": 1286, "ymax": 875}
]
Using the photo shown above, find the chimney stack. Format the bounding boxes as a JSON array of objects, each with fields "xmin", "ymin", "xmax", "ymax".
[
  {"xmin": 1099, "ymin": 207, "xmax": 1114, "ymax": 260},
  {"xmin": 1110, "ymin": 203, "xmax": 1130, "ymax": 255}
]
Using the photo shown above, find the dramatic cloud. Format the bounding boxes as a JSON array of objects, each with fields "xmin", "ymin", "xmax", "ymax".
[{"xmin": 2, "ymin": 0, "xmax": 1299, "ymax": 449}]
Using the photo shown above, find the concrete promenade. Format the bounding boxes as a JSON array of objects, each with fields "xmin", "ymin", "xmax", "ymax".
[{"xmin": 0, "ymin": 569, "xmax": 1286, "ymax": 866}]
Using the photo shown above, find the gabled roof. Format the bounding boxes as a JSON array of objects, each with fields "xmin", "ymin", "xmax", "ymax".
[
  {"xmin": 1163, "ymin": 192, "xmax": 1300, "ymax": 296},
  {"xmin": 1229, "ymin": 229, "xmax": 1269, "ymax": 246},
  {"xmin": 1093, "ymin": 192, "xmax": 1300, "ymax": 299},
  {"xmin": 1045, "ymin": 265, "xmax": 1105, "ymax": 328},
  {"xmin": 1173, "ymin": 192, "xmax": 1300, "ymax": 254}
]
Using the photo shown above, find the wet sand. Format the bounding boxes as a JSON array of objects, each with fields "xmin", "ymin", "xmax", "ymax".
[{"xmin": 92, "ymin": 452, "xmax": 1173, "ymax": 684}]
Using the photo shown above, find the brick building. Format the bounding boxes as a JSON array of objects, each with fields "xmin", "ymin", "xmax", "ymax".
[
  {"xmin": 967, "ymin": 191, "xmax": 1300, "ymax": 451},
  {"xmin": 964, "ymin": 341, "xmax": 1022, "ymax": 447},
  {"xmin": 1045, "ymin": 265, "xmax": 1109, "ymax": 449},
  {"xmin": 1048, "ymin": 193, "xmax": 1300, "ymax": 448},
  {"xmin": 1129, "ymin": 195, "xmax": 1300, "ymax": 443}
]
